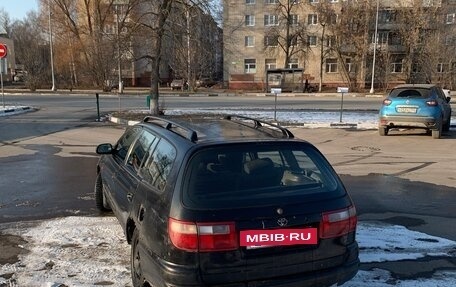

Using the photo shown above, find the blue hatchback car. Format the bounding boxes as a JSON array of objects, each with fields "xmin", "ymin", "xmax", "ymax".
[{"xmin": 378, "ymin": 84, "xmax": 452, "ymax": 139}]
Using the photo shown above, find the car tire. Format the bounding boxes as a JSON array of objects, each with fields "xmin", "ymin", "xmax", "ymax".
[
  {"xmin": 379, "ymin": 127, "xmax": 388, "ymax": 136},
  {"xmin": 95, "ymin": 174, "xmax": 111, "ymax": 212},
  {"xmin": 443, "ymin": 113, "xmax": 451, "ymax": 132},
  {"xmin": 432, "ymin": 121, "xmax": 442, "ymax": 139},
  {"xmin": 131, "ymin": 229, "xmax": 147, "ymax": 287}
]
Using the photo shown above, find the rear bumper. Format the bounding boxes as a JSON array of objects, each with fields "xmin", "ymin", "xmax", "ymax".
[
  {"xmin": 141, "ymin": 242, "xmax": 359, "ymax": 287},
  {"xmin": 379, "ymin": 116, "xmax": 439, "ymax": 130}
]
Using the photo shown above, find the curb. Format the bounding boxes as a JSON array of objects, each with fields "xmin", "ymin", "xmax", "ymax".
[
  {"xmin": 108, "ymin": 114, "xmax": 365, "ymax": 130},
  {"xmin": 0, "ymin": 106, "xmax": 34, "ymax": 116},
  {"xmin": 109, "ymin": 115, "xmax": 140, "ymax": 126}
]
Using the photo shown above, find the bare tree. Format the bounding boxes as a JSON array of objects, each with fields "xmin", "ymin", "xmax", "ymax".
[
  {"xmin": 312, "ymin": 1, "xmax": 338, "ymax": 92},
  {"xmin": 10, "ymin": 12, "xmax": 49, "ymax": 90},
  {"xmin": 395, "ymin": 0, "xmax": 440, "ymax": 84},
  {"xmin": 130, "ymin": 0, "xmax": 174, "ymax": 114},
  {"xmin": 167, "ymin": 1, "xmax": 220, "ymax": 91},
  {"xmin": 0, "ymin": 8, "xmax": 12, "ymax": 35},
  {"xmin": 45, "ymin": 0, "xmax": 138, "ymax": 89},
  {"xmin": 325, "ymin": 0, "xmax": 373, "ymax": 91},
  {"xmin": 263, "ymin": 0, "xmax": 309, "ymax": 68}
]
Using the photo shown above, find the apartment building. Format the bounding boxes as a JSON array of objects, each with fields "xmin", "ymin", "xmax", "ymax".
[
  {"xmin": 58, "ymin": 0, "xmax": 221, "ymax": 89},
  {"xmin": 223, "ymin": 0, "xmax": 455, "ymax": 91}
]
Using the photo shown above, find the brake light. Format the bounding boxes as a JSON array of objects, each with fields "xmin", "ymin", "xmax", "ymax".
[
  {"xmin": 168, "ymin": 218, "xmax": 238, "ymax": 252},
  {"xmin": 320, "ymin": 206, "xmax": 357, "ymax": 239},
  {"xmin": 426, "ymin": 100, "xmax": 438, "ymax": 106},
  {"xmin": 383, "ymin": 99, "xmax": 392, "ymax": 106}
]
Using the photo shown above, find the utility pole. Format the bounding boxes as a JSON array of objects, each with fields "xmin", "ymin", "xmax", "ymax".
[
  {"xmin": 370, "ymin": 0, "xmax": 379, "ymax": 94},
  {"xmin": 115, "ymin": 3, "xmax": 123, "ymax": 94},
  {"xmin": 48, "ymin": 0, "xmax": 56, "ymax": 91},
  {"xmin": 186, "ymin": 2, "xmax": 191, "ymax": 91}
]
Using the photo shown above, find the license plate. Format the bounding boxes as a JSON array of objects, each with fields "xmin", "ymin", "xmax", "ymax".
[
  {"xmin": 240, "ymin": 228, "xmax": 318, "ymax": 248},
  {"xmin": 396, "ymin": 107, "xmax": 417, "ymax": 113}
]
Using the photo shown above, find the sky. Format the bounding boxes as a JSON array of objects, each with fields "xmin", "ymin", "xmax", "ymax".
[
  {"xmin": 0, "ymin": 0, "xmax": 38, "ymax": 21},
  {"xmin": 0, "ymin": 216, "xmax": 455, "ymax": 286}
]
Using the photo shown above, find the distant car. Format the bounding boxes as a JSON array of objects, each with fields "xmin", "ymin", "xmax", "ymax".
[
  {"xmin": 196, "ymin": 78, "xmax": 216, "ymax": 88},
  {"xmin": 95, "ymin": 115, "xmax": 359, "ymax": 287},
  {"xmin": 171, "ymin": 79, "xmax": 185, "ymax": 90},
  {"xmin": 378, "ymin": 84, "xmax": 452, "ymax": 139}
]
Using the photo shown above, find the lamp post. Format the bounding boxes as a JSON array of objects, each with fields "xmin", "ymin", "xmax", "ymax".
[
  {"xmin": 48, "ymin": 0, "xmax": 56, "ymax": 91},
  {"xmin": 115, "ymin": 2, "xmax": 123, "ymax": 94},
  {"xmin": 370, "ymin": 0, "xmax": 379, "ymax": 94},
  {"xmin": 186, "ymin": 2, "xmax": 191, "ymax": 91}
]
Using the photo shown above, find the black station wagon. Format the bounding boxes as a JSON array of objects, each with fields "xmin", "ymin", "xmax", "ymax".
[{"xmin": 95, "ymin": 115, "xmax": 359, "ymax": 287}]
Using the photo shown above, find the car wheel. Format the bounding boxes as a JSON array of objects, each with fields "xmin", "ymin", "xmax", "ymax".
[
  {"xmin": 443, "ymin": 113, "xmax": 451, "ymax": 132},
  {"xmin": 95, "ymin": 174, "xmax": 111, "ymax": 212},
  {"xmin": 379, "ymin": 127, "xmax": 388, "ymax": 136},
  {"xmin": 432, "ymin": 121, "xmax": 442, "ymax": 139},
  {"xmin": 131, "ymin": 229, "xmax": 147, "ymax": 287}
]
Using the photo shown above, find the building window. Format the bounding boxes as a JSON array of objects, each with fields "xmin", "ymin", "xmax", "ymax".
[
  {"xmin": 437, "ymin": 63, "xmax": 448, "ymax": 73},
  {"xmin": 377, "ymin": 32, "xmax": 389, "ymax": 44},
  {"xmin": 326, "ymin": 58, "xmax": 338, "ymax": 73},
  {"xmin": 329, "ymin": 0, "xmax": 338, "ymax": 3},
  {"xmin": 104, "ymin": 24, "xmax": 115, "ymax": 35},
  {"xmin": 391, "ymin": 57, "xmax": 403, "ymax": 73},
  {"xmin": 328, "ymin": 14, "xmax": 337, "ymax": 25},
  {"xmin": 308, "ymin": 14, "xmax": 318, "ymax": 25},
  {"xmin": 265, "ymin": 59, "xmax": 277, "ymax": 70},
  {"xmin": 290, "ymin": 14, "xmax": 299, "ymax": 26},
  {"xmin": 244, "ymin": 59, "xmax": 256, "ymax": 73},
  {"xmin": 308, "ymin": 35, "xmax": 317, "ymax": 46},
  {"xmin": 288, "ymin": 59, "xmax": 299, "ymax": 69},
  {"xmin": 264, "ymin": 14, "xmax": 279, "ymax": 26},
  {"xmin": 246, "ymin": 0, "xmax": 255, "ymax": 4},
  {"xmin": 245, "ymin": 15, "xmax": 255, "ymax": 26},
  {"xmin": 446, "ymin": 13, "xmax": 456, "ymax": 24},
  {"xmin": 326, "ymin": 35, "xmax": 336, "ymax": 47},
  {"xmin": 310, "ymin": 0, "xmax": 319, "ymax": 3},
  {"xmin": 345, "ymin": 58, "xmax": 352, "ymax": 72},
  {"xmin": 245, "ymin": 36, "xmax": 255, "ymax": 47},
  {"xmin": 289, "ymin": 35, "xmax": 298, "ymax": 46},
  {"xmin": 265, "ymin": 0, "xmax": 279, "ymax": 4},
  {"xmin": 389, "ymin": 32, "xmax": 402, "ymax": 45},
  {"xmin": 380, "ymin": 10, "xmax": 397, "ymax": 23},
  {"xmin": 264, "ymin": 35, "xmax": 279, "ymax": 47}
]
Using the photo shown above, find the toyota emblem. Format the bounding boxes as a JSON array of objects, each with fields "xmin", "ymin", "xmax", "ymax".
[{"xmin": 277, "ymin": 218, "xmax": 288, "ymax": 227}]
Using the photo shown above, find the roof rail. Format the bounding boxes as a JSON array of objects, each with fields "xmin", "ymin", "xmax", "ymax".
[
  {"xmin": 142, "ymin": 116, "xmax": 198, "ymax": 142},
  {"xmin": 224, "ymin": 115, "xmax": 294, "ymax": 138}
]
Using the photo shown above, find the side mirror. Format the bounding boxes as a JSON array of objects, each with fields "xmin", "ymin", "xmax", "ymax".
[
  {"xmin": 96, "ymin": 143, "xmax": 114, "ymax": 154},
  {"xmin": 446, "ymin": 96, "xmax": 451, "ymax": 103}
]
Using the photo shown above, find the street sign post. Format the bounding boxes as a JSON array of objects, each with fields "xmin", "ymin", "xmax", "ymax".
[
  {"xmin": 337, "ymin": 87, "xmax": 349, "ymax": 123},
  {"xmin": 0, "ymin": 43, "xmax": 7, "ymax": 108},
  {"xmin": 271, "ymin": 88, "xmax": 282, "ymax": 121}
]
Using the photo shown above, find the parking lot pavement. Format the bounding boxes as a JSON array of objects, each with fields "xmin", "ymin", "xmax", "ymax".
[
  {"xmin": 0, "ymin": 123, "xmax": 454, "ymax": 286},
  {"xmin": 290, "ymin": 127, "xmax": 456, "ymax": 188}
]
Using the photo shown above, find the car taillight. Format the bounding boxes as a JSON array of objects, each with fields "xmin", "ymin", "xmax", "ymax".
[
  {"xmin": 168, "ymin": 218, "xmax": 238, "ymax": 252},
  {"xmin": 426, "ymin": 100, "xmax": 438, "ymax": 106},
  {"xmin": 383, "ymin": 99, "xmax": 392, "ymax": 106},
  {"xmin": 320, "ymin": 206, "xmax": 357, "ymax": 239}
]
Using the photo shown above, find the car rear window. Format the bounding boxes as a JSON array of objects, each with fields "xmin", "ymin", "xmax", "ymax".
[
  {"xmin": 182, "ymin": 143, "xmax": 343, "ymax": 209},
  {"xmin": 390, "ymin": 88, "xmax": 430, "ymax": 98}
]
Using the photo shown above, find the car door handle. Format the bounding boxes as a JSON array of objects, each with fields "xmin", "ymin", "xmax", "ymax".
[{"xmin": 127, "ymin": 193, "xmax": 133, "ymax": 202}]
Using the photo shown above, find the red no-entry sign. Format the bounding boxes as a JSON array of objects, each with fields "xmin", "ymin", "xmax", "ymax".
[{"xmin": 0, "ymin": 44, "xmax": 7, "ymax": 59}]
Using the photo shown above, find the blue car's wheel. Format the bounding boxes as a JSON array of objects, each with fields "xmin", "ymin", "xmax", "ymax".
[
  {"xmin": 432, "ymin": 121, "xmax": 442, "ymax": 139},
  {"xmin": 443, "ymin": 113, "xmax": 451, "ymax": 132},
  {"xmin": 379, "ymin": 127, "xmax": 388, "ymax": 136}
]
